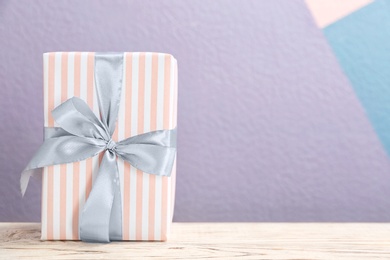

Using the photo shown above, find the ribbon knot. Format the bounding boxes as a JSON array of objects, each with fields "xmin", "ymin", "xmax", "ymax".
[
  {"xmin": 20, "ymin": 53, "xmax": 177, "ymax": 243},
  {"xmin": 105, "ymin": 139, "xmax": 116, "ymax": 152}
]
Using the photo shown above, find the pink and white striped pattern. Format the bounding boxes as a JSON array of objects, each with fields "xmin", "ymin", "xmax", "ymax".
[{"xmin": 41, "ymin": 52, "xmax": 178, "ymax": 241}]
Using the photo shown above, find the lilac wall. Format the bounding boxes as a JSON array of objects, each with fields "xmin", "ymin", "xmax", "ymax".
[{"xmin": 1, "ymin": 0, "xmax": 390, "ymax": 222}]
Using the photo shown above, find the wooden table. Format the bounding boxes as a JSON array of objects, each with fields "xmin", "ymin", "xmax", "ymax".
[{"xmin": 0, "ymin": 223, "xmax": 389, "ymax": 259}]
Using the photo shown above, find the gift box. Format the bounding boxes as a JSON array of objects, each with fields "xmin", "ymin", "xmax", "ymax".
[{"xmin": 36, "ymin": 52, "xmax": 178, "ymax": 241}]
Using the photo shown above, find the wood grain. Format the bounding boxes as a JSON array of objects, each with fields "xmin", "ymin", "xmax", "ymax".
[{"xmin": 0, "ymin": 223, "xmax": 389, "ymax": 259}]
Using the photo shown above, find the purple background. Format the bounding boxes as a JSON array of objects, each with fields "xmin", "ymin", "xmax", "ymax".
[{"xmin": 1, "ymin": 0, "xmax": 390, "ymax": 222}]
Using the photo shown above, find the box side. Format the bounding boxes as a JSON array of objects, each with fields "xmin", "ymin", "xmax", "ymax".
[{"xmin": 165, "ymin": 58, "xmax": 178, "ymax": 241}]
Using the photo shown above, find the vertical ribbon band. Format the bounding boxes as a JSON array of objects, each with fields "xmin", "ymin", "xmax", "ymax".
[{"xmin": 20, "ymin": 53, "xmax": 177, "ymax": 242}]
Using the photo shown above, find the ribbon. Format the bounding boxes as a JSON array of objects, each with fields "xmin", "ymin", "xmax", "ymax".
[{"xmin": 20, "ymin": 53, "xmax": 177, "ymax": 242}]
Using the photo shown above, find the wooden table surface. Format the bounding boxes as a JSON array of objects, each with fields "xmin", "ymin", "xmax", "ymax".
[{"xmin": 0, "ymin": 223, "xmax": 389, "ymax": 259}]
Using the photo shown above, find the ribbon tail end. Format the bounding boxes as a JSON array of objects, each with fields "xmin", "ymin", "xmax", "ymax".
[
  {"xmin": 20, "ymin": 168, "xmax": 43, "ymax": 197},
  {"xmin": 20, "ymin": 170, "xmax": 30, "ymax": 197}
]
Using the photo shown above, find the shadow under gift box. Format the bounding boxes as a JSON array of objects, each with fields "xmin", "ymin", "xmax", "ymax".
[{"xmin": 41, "ymin": 52, "xmax": 178, "ymax": 241}]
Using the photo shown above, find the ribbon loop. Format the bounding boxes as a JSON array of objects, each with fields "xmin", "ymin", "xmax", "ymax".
[
  {"xmin": 52, "ymin": 97, "xmax": 109, "ymax": 140},
  {"xmin": 20, "ymin": 135, "xmax": 106, "ymax": 196},
  {"xmin": 116, "ymin": 128, "xmax": 177, "ymax": 176}
]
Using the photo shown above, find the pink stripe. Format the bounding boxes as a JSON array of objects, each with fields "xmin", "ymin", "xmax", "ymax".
[
  {"xmin": 136, "ymin": 53, "xmax": 146, "ymax": 240},
  {"xmin": 161, "ymin": 54, "xmax": 172, "ymax": 241},
  {"xmin": 60, "ymin": 54, "xmax": 69, "ymax": 103},
  {"xmin": 46, "ymin": 166, "xmax": 54, "ymax": 240},
  {"xmin": 98, "ymin": 152, "xmax": 104, "ymax": 165},
  {"xmin": 46, "ymin": 53, "xmax": 55, "ymax": 240},
  {"xmin": 72, "ymin": 52, "xmax": 81, "ymax": 240},
  {"xmin": 148, "ymin": 53, "xmax": 159, "ymax": 240},
  {"xmin": 85, "ymin": 53, "xmax": 95, "ymax": 200},
  {"xmin": 123, "ymin": 53, "xmax": 133, "ymax": 240},
  {"xmin": 59, "ymin": 53, "xmax": 68, "ymax": 240},
  {"xmin": 86, "ymin": 53, "xmax": 94, "ymax": 108}
]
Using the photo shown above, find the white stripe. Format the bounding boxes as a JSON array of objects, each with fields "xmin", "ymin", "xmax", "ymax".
[
  {"xmin": 53, "ymin": 53, "xmax": 62, "ymax": 127},
  {"xmin": 140, "ymin": 53, "xmax": 152, "ymax": 240},
  {"xmin": 144, "ymin": 53, "xmax": 152, "ymax": 132},
  {"xmin": 67, "ymin": 53, "xmax": 75, "ymax": 100},
  {"xmin": 169, "ymin": 57, "xmax": 175, "ymax": 129},
  {"xmin": 43, "ymin": 54, "xmax": 49, "ymax": 127},
  {"xmin": 41, "ymin": 169, "xmax": 48, "ymax": 239},
  {"xmin": 156, "ymin": 54, "xmax": 165, "ymax": 130},
  {"xmin": 52, "ymin": 52, "xmax": 62, "ymax": 239},
  {"xmin": 141, "ymin": 172, "xmax": 149, "ymax": 240},
  {"xmin": 78, "ymin": 157, "xmax": 86, "ymax": 216},
  {"xmin": 65, "ymin": 52, "xmax": 75, "ymax": 240},
  {"xmin": 129, "ymin": 53, "xmax": 139, "ymax": 240},
  {"xmin": 92, "ymin": 55, "xmax": 99, "ymax": 118},
  {"xmin": 52, "ymin": 165, "xmax": 61, "ymax": 239},
  {"xmin": 154, "ymin": 54, "xmax": 166, "ymax": 240},
  {"xmin": 78, "ymin": 53, "xmax": 88, "ymax": 226},
  {"xmin": 80, "ymin": 53, "xmax": 88, "ymax": 103},
  {"xmin": 131, "ymin": 53, "xmax": 139, "ymax": 136},
  {"xmin": 53, "ymin": 52, "xmax": 62, "ymax": 239},
  {"xmin": 154, "ymin": 176, "xmax": 162, "ymax": 240},
  {"xmin": 65, "ymin": 168, "xmax": 73, "ymax": 239},
  {"xmin": 129, "ymin": 166, "xmax": 137, "ymax": 240}
]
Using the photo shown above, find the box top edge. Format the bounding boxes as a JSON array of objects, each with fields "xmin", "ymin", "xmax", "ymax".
[{"xmin": 43, "ymin": 52, "xmax": 177, "ymax": 61}]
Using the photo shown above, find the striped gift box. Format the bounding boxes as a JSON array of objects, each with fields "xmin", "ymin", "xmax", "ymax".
[{"xmin": 41, "ymin": 52, "xmax": 178, "ymax": 241}]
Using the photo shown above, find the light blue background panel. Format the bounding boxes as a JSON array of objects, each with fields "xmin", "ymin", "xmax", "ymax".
[{"xmin": 324, "ymin": 0, "xmax": 390, "ymax": 156}]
